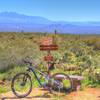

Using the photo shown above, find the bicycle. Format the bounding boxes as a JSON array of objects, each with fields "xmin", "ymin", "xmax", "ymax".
[{"xmin": 11, "ymin": 60, "xmax": 73, "ymax": 98}]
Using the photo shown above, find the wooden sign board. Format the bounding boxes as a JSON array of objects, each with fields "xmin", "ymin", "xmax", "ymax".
[
  {"xmin": 40, "ymin": 44, "xmax": 58, "ymax": 50},
  {"xmin": 40, "ymin": 37, "xmax": 58, "ymax": 51},
  {"xmin": 44, "ymin": 55, "xmax": 53, "ymax": 61},
  {"xmin": 41, "ymin": 37, "xmax": 53, "ymax": 45}
]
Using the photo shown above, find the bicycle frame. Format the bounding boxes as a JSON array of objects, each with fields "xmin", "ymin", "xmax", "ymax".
[{"xmin": 27, "ymin": 64, "xmax": 49, "ymax": 88}]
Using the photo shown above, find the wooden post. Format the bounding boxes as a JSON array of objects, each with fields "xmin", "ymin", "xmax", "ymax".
[{"xmin": 39, "ymin": 37, "xmax": 58, "ymax": 75}]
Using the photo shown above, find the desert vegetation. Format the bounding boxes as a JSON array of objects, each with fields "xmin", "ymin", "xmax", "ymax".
[{"xmin": 0, "ymin": 32, "xmax": 100, "ymax": 94}]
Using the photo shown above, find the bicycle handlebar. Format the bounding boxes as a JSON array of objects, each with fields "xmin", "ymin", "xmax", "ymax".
[
  {"xmin": 23, "ymin": 59, "xmax": 40, "ymax": 67},
  {"xmin": 23, "ymin": 60, "xmax": 32, "ymax": 65}
]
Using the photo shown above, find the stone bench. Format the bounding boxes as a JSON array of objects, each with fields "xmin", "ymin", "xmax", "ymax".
[{"xmin": 69, "ymin": 75, "xmax": 84, "ymax": 91}]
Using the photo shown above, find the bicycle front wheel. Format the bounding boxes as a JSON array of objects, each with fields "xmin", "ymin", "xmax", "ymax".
[{"xmin": 11, "ymin": 73, "xmax": 32, "ymax": 98}]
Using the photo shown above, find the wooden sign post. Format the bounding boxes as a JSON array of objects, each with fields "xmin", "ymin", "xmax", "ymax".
[{"xmin": 39, "ymin": 37, "xmax": 58, "ymax": 71}]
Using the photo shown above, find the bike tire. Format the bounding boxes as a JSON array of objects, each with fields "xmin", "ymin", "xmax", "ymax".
[
  {"xmin": 11, "ymin": 73, "xmax": 32, "ymax": 98},
  {"xmin": 51, "ymin": 73, "xmax": 73, "ymax": 93}
]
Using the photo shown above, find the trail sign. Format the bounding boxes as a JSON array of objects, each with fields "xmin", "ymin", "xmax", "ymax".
[
  {"xmin": 41, "ymin": 37, "xmax": 53, "ymax": 45},
  {"xmin": 44, "ymin": 55, "xmax": 53, "ymax": 61},
  {"xmin": 39, "ymin": 36, "xmax": 58, "ymax": 70},
  {"xmin": 40, "ymin": 37, "xmax": 58, "ymax": 51},
  {"xmin": 40, "ymin": 44, "xmax": 58, "ymax": 50}
]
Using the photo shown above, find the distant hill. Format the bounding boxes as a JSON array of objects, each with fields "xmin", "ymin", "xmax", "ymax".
[{"xmin": 0, "ymin": 12, "xmax": 100, "ymax": 34}]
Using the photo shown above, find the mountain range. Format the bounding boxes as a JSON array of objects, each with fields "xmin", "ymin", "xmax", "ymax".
[{"xmin": 0, "ymin": 12, "xmax": 100, "ymax": 34}]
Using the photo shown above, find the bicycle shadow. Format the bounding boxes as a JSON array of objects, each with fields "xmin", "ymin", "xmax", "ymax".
[
  {"xmin": 0, "ymin": 92, "xmax": 51, "ymax": 100},
  {"xmin": 1, "ymin": 96, "xmax": 51, "ymax": 100},
  {"xmin": 0, "ymin": 88, "xmax": 68, "ymax": 100}
]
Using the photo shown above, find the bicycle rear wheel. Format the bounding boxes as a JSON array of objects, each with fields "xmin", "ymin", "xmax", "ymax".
[
  {"xmin": 51, "ymin": 73, "xmax": 73, "ymax": 94},
  {"xmin": 11, "ymin": 73, "xmax": 32, "ymax": 98}
]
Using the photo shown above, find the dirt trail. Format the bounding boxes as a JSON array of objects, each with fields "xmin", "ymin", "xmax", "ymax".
[{"xmin": 0, "ymin": 88, "xmax": 100, "ymax": 100}]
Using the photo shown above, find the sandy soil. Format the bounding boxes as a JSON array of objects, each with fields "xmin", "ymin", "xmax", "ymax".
[{"xmin": 0, "ymin": 88, "xmax": 100, "ymax": 100}]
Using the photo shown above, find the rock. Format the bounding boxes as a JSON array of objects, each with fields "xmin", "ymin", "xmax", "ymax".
[{"xmin": 0, "ymin": 81, "xmax": 5, "ymax": 85}]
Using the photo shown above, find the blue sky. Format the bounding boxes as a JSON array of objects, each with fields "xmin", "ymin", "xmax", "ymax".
[{"xmin": 0, "ymin": 0, "xmax": 100, "ymax": 21}]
